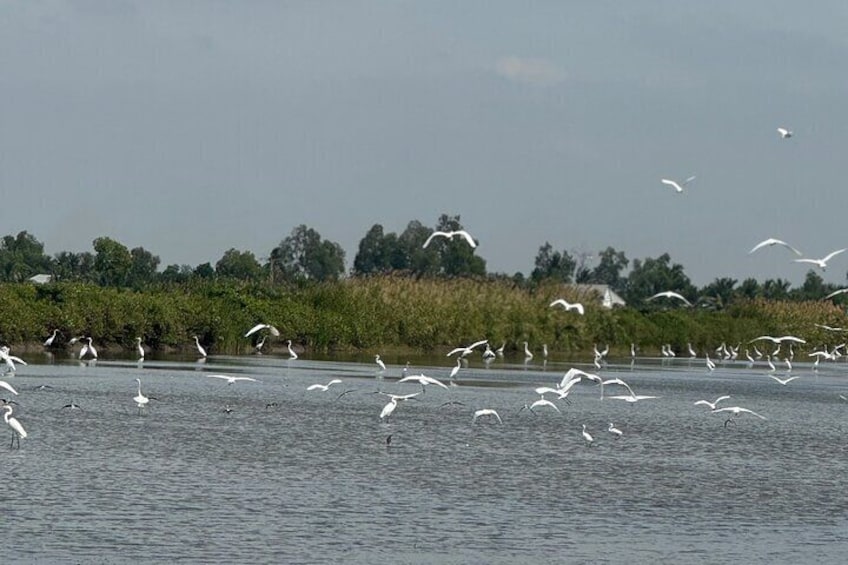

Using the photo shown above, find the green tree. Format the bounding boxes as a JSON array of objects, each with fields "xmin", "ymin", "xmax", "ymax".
[
  {"xmin": 591, "ymin": 247, "xmax": 629, "ymax": 291},
  {"xmin": 127, "ymin": 247, "xmax": 161, "ymax": 288},
  {"xmin": 52, "ymin": 251, "xmax": 96, "ymax": 282},
  {"xmin": 736, "ymin": 277, "xmax": 761, "ymax": 300},
  {"xmin": 194, "ymin": 262, "xmax": 215, "ymax": 279},
  {"xmin": 0, "ymin": 231, "xmax": 53, "ymax": 282},
  {"xmin": 531, "ymin": 242, "xmax": 576, "ymax": 283},
  {"xmin": 215, "ymin": 248, "xmax": 263, "ymax": 281},
  {"xmin": 398, "ymin": 220, "xmax": 439, "ymax": 276},
  {"xmin": 273, "ymin": 225, "xmax": 346, "ymax": 281},
  {"xmin": 433, "ymin": 214, "xmax": 485, "ymax": 277},
  {"xmin": 700, "ymin": 277, "xmax": 737, "ymax": 309},
  {"xmin": 762, "ymin": 278, "xmax": 791, "ymax": 300},
  {"xmin": 93, "ymin": 237, "xmax": 132, "ymax": 287},
  {"xmin": 353, "ymin": 224, "xmax": 402, "ymax": 275},
  {"xmin": 791, "ymin": 270, "xmax": 833, "ymax": 301},
  {"xmin": 161, "ymin": 264, "xmax": 193, "ymax": 284}
]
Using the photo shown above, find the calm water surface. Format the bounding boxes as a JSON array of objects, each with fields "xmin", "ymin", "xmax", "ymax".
[{"xmin": 2, "ymin": 353, "xmax": 847, "ymax": 563}]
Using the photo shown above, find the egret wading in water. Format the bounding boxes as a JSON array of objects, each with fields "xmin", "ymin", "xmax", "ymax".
[
  {"xmin": 3, "ymin": 404, "xmax": 26, "ymax": 448},
  {"xmin": 193, "ymin": 336, "xmax": 207, "ymax": 358},
  {"xmin": 44, "ymin": 329, "xmax": 59, "ymax": 347},
  {"xmin": 133, "ymin": 378, "xmax": 149, "ymax": 413},
  {"xmin": 286, "ymin": 340, "xmax": 298, "ymax": 360},
  {"xmin": 375, "ymin": 354, "xmax": 387, "ymax": 372}
]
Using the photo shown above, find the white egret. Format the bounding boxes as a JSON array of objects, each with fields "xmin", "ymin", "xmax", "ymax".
[
  {"xmin": 549, "ymin": 299, "xmax": 585, "ymax": 315},
  {"xmin": 254, "ymin": 335, "xmax": 267, "ymax": 353},
  {"xmin": 523, "ymin": 341, "xmax": 534, "ymax": 360},
  {"xmin": 768, "ymin": 375, "xmax": 800, "ymax": 386},
  {"xmin": 446, "ymin": 339, "xmax": 489, "ymax": 358},
  {"xmin": 133, "ymin": 378, "xmax": 149, "ymax": 412},
  {"xmin": 712, "ymin": 405, "xmax": 767, "ymax": 427},
  {"xmin": 0, "ymin": 348, "xmax": 27, "ymax": 372},
  {"xmin": 520, "ymin": 398, "xmax": 561, "ymax": 415},
  {"xmin": 495, "ymin": 342, "xmax": 506, "ymax": 356},
  {"xmin": 705, "ymin": 355, "xmax": 716, "ymax": 372},
  {"xmin": 824, "ymin": 288, "xmax": 848, "ymax": 300},
  {"xmin": 286, "ymin": 340, "xmax": 298, "ymax": 359},
  {"xmin": 307, "ymin": 379, "xmax": 343, "ymax": 392},
  {"xmin": 647, "ymin": 291, "xmax": 692, "ymax": 306},
  {"xmin": 688, "ymin": 343, "xmax": 697, "ymax": 358},
  {"xmin": 581, "ymin": 424, "xmax": 594, "ymax": 446},
  {"xmin": 607, "ymin": 394, "xmax": 659, "ymax": 403},
  {"xmin": 777, "ymin": 127, "xmax": 792, "ymax": 139},
  {"xmin": 766, "ymin": 355, "xmax": 776, "ymax": 372},
  {"xmin": 601, "ymin": 378, "xmax": 635, "ymax": 399},
  {"xmin": 3, "ymin": 404, "xmax": 27, "ymax": 448},
  {"xmin": 661, "ymin": 175, "xmax": 696, "ymax": 193},
  {"xmin": 44, "ymin": 329, "xmax": 59, "ymax": 347},
  {"xmin": 750, "ymin": 335, "xmax": 806, "ymax": 344},
  {"xmin": 449, "ymin": 357, "xmax": 462, "ymax": 379},
  {"xmin": 422, "ymin": 229, "xmax": 477, "ymax": 249},
  {"xmin": 62, "ymin": 402, "xmax": 83, "ymax": 411},
  {"xmin": 481, "ymin": 344, "xmax": 496, "ymax": 360},
  {"xmin": 472, "ymin": 408, "xmax": 503, "ymax": 424},
  {"xmin": 193, "ymin": 336, "xmax": 207, "ymax": 358},
  {"xmin": 135, "ymin": 337, "xmax": 145, "ymax": 361},
  {"xmin": 380, "ymin": 398, "xmax": 398, "ymax": 421},
  {"xmin": 398, "ymin": 374, "xmax": 449, "ymax": 392},
  {"xmin": 814, "ymin": 323, "xmax": 845, "ymax": 332},
  {"xmin": 694, "ymin": 395, "xmax": 730, "ymax": 411},
  {"xmin": 78, "ymin": 337, "xmax": 97, "ymax": 360},
  {"xmin": 748, "ymin": 238, "xmax": 802, "ymax": 256},
  {"xmin": 0, "ymin": 380, "xmax": 19, "ymax": 396},
  {"xmin": 244, "ymin": 323, "xmax": 280, "ymax": 338},
  {"xmin": 375, "ymin": 354, "xmax": 387, "ymax": 372},
  {"xmin": 206, "ymin": 374, "xmax": 259, "ymax": 385},
  {"xmin": 794, "ymin": 248, "xmax": 847, "ymax": 271},
  {"xmin": 608, "ymin": 423, "xmax": 623, "ymax": 439}
]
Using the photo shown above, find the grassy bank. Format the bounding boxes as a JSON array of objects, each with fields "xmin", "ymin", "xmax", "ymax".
[{"xmin": 1, "ymin": 277, "xmax": 844, "ymax": 356}]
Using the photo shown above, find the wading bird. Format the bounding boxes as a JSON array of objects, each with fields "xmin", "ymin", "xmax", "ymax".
[
  {"xmin": 748, "ymin": 238, "xmax": 802, "ymax": 256},
  {"xmin": 661, "ymin": 175, "xmax": 696, "ymax": 193},
  {"xmin": 286, "ymin": 340, "xmax": 298, "ymax": 360},
  {"xmin": 206, "ymin": 374, "xmax": 259, "ymax": 385},
  {"xmin": 43, "ymin": 329, "xmax": 59, "ymax": 347},
  {"xmin": 375, "ymin": 354, "xmax": 387, "ymax": 372},
  {"xmin": 133, "ymin": 378, "xmax": 149, "ymax": 413},
  {"xmin": 608, "ymin": 423, "xmax": 623, "ymax": 439},
  {"xmin": 549, "ymin": 299, "xmax": 585, "ymax": 315},
  {"xmin": 422, "ymin": 229, "xmax": 477, "ymax": 249},
  {"xmin": 581, "ymin": 424, "xmax": 594, "ymax": 446},
  {"xmin": 472, "ymin": 408, "xmax": 503, "ymax": 424},
  {"xmin": 193, "ymin": 336, "xmax": 207, "ymax": 358},
  {"xmin": 3, "ymin": 404, "xmax": 26, "ymax": 448},
  {"xmin": 794, "ymin": 248, "xmax": 847, "ymax": 271}
]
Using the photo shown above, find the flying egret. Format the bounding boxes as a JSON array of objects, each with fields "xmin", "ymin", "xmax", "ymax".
[
  {"xmin": 824, "ymin": 288, "xmax": 848, "ymax": 300},
  {"xmin": 581, "ymin": 424, "xmax": 594, "ymax": 446},
  {"xmin": 307, "ymin": 379, "xmax": 343, "ymax": 392},
  {"xmin": 814, "ymin": 323, "xmax": 845, "ymax": 332},
  {"xmin": 661, "ymin": 175, "xmax": 696, "ymax": 193},
  {"xmin": 133, "ymin": 378, "xmax": 149, "ymax": 412},
  {"xmin": 0, "ymin": 380, "xmax": 18, "ymax": 396},
  {"xmin": 608, "ymin": 423, "xmax": 623, "ymax": 439},
  {"xmin": 206, "ymin": 374, "xmax": 259, "ymax": 385},
  {"xmin": 768, "ymin": 375, "xmax": 800, "ymax": 386},
  {"xmin": 43, "ymin": 329, "xmax": 59, "ymax": 347},
  {"xmin": 607, "ymin": 394, "xmax": 659, "ymax": 403},
  {"xmin": 446, "ymin": 339, "xmax": 489, "ymax": 358},
  {"xmin": 3, "ymin": 404, "xmax": 27, "ymax": 448},
  {"xmin": 712, "ymin": 405, "xmax": 767, "ymax": 427},
  {"xmin": 0, "ymin": 348, "xmax": 26, "ymax": 372},
  {"xmin": 472, "ymin": 408, "xmax": 503, "ymax": 424},
  {"xmin": 398, "ymin": 374, "xmax": 449, "ymax": 392},
  {"xmin": 519, "ymin": 398, "xmax": 561, "ymax": 415},
  {"xmin": 647, "ymin": 291, "xmax": 692, "ymax": 306},
  {"xmin": 749, "ymin": 335, "xmax": 806, "ymax": 344},
  {"xmin": 286, "ymin": 340, "xmax": 298, "ymax": 359},
  {"xmin": 62, "ymin": 402, "xmax": 84, "ymax": 411},
  {"xmin": 549, "ymin": 299, "xmax": 585, "ymax": 315},
  {"xmin": 375, "ymin": 354, "xmax": 387, "ymax": 372},
  {"xmin": 193, "ymin": 336, "xmax": 207, "ymax": 358},
  {"xmin": 777, "ymin": 127, "xmax": 793, "ymax": 139},
  {"xmin": 244, "ymin": 323, "xmax": 280, "ymax": 338},
  {"xmin": 748, "ymin": 238, "xmax": 802, "ymax": 256},
  {"xmin": 794, "ymin": 249, "xmax": 847, "ymax": 271},
  {"xmin": 422, "ymin": 229, "xmax": 477, "ymax": 249},
  {"xmin": 694, "ymin": 395, "xmax": 730, "ymax": 411}
]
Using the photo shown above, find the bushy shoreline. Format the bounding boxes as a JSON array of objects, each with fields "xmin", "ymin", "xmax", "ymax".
[{"xmin": 1, "ymin": 277, "xmax": 845, "ymax": 357}]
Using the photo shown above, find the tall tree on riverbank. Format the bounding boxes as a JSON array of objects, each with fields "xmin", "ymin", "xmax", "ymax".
[
  {"xmin": 272, "ymin": 225, "xmax": 346, "ymax": 282},
  {"xmin": 0, "ymin": 231, "xmax": 53, "ymax": 282}
]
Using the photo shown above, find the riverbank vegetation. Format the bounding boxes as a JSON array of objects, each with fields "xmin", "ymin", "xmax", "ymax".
[{"xmin": 2, "ymin": 276, "xmax": 845, "ymax": 357}]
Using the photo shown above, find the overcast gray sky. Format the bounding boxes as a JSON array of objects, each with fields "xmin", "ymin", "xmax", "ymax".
[{"xmin": 2, "ymin": 1, "xmax": 847, "ymax": 285}]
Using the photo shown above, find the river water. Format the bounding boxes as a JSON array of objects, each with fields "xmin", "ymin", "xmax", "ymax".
[{"xmin": 1, "ymin": 353, "xmax": 847, "ymax": 563}]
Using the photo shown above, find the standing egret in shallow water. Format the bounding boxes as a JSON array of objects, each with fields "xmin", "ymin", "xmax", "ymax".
[
  {"xmin": 133, "ymin": 378, "xmax": 149, "ymax": 412},
  {"xmin": 375, "ymin": 354, "xmax": 387, "ymax": 372},
  {"xmin": 3, "ymin": 404, "xmax": 26, "ymax": 448},
  {"xmin": 608, "ymin": 423, "xmax": 623, "ymax": 439},
  {"xmin": 193, "ymin": 336, "xmax": 207, "ymax": 358},
  {"xmin": 44, "ymin": 329, "xmax": 59, "ymax": 347},
  {"xmin": 286, "ymin": 340, "xmax": 298, "ymax": 360},
  {"xmin": 581, "ymin": 424, "xmax": 594, "ymax": 446},
  {"xmin": 136, "ymin": 337, "xmax": 145, "ymax": 361}
]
